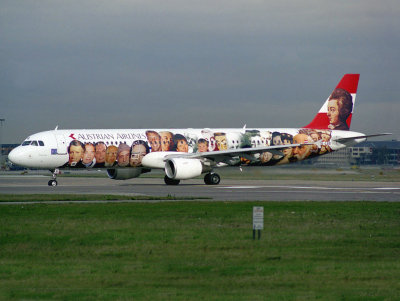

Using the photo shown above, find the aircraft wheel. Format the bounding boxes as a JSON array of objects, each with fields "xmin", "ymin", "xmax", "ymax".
[
  {"xmin": 48, "ymin": 180, "xmax": 58, "ymax": 187},
  {"xmin": 204, "ymin": 173, "xmax": 211, "ymax": 184},
  {"xmin": 164, "ymin": 175, "xmax": 180, "ymax": 185},
  {"xmin": 204, "ymin": 173, "xmax": 220, "ymax": 185}
]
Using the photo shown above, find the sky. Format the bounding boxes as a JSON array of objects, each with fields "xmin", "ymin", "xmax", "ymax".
[{"xmin": 1, "ymin": 0, "xmax": 399, "ymax": 143}]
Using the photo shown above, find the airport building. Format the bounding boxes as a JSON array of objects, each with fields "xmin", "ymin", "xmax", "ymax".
[
  {"xmin": 314, "ymin": 140, "xmax": 400, "ymax": 166},
  {"xmin": 349, "ymin": 141, "xmax": 400, "ymax": 165}
]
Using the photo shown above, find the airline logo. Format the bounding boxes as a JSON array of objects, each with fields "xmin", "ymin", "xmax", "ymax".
[{"xmin": 304, "ymin": 74, "xmax": 359, "ymax": 130}]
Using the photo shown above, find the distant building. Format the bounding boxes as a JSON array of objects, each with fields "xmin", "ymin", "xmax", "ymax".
[
  {"xmin": 1, "ymin": 144, "xmax": 19, "ymax": 156},
  {"xmin": 1, "ymin": 144, "xmax": 19, "ymax": 169},
  {"xmin": 313, "ymin": 148, "xmax": 351, "ymax": 166},
  {"xmin": 313, "ymin": 140, "xmax": 400, "ymax": 166},
  {"xmin": 350, "ymin": 141, "xmax": 400, "ymax": 165}
]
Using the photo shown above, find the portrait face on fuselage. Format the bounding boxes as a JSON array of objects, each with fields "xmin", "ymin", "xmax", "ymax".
[
  {"xmin": 160, "ymin": 131, "xmax": 173, "ymax": 151},
  {"xmin": 292, "ymin": 134, "xmax": 312, "ymax": 161},
  {"xmin": 146, "ymin": 131, "xmax": 161, "ymax": 152},
  {"xmin": 117, "ymin": 148, "xmax": 130, "ymax": 167},
  {"xmin": 272, "ymin": 135, "xmax": 283, "ymax": 146},
  {"xmin": 95, "ymin": 143, "xmax": 106, "ymax": 163},
  {"xmin": 310, "ymin": 132, "xmax": 320, "ymax": 142},
  {"xmin": 130, "ymin": 144, "xmax": 147, "ymax": 167},
  {"xmin": 251, "ymin": 136, "xmax": 261, "ymax": 148},
  {"xmin": 260, "ymin": 152, "xmax": 272, "ymax": 163},
  {"xmin": 282, "ymin": 147, "xmax": 292, "ymax": 156},
  {"xmin": 282, "ymin": 138, "xmax": 291, "ymax": 145},
  {"xmin": 214, "ymin": 133, "xmax": 227, "ymax": 151},
  {"xmin": 197, "ymin": 140, "xmax": 208, "ymax": 153},
  {"xmin": 260, "ymin": 131, "xmax": 272, "ymax": 146},
  {"xmin": 176, "ymin": 139, "xmax": 189, "ymax": 152},
  {"xmin": 105, "ymin": 145, "xmax": 118, "ymax": 166},
  {"xmin": 69, "ymin": 145, "xmax": 84, "ymax": 164},
  {"xmin": 82, "ymin": 143, "xmax": 95, "ymax": 164},
  {"xmin": 321, "ymin": 132, "xmax": 331, "ymax": 142}
]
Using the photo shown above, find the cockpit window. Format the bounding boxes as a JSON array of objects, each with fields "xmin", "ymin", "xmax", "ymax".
[
  {"xmin": 22, "ymin": 141, "xmax": 31, "ymax": 146},
  {"xmin": 39, "ymin": 141, "xmax": 45, "ymax": 146},
  {"xmin": 31, "ymin": 141, "xmax": 38, "ymax": 146}
]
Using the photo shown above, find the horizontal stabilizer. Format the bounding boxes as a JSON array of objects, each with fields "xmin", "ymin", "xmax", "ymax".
[{"xmin": 333, "ymin": 133, "xmax": 392, "ymax": 144}]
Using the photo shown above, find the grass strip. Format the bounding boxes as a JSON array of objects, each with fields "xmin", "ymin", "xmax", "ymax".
[{"xmin": 0, "ymin": 201, "xmax": 399, "ymax": 300}]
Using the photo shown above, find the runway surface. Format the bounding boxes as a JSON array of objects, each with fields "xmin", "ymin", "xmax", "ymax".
[{"xmin": 1, "ymin": 175, "xmax": 399, "ymax": 202}]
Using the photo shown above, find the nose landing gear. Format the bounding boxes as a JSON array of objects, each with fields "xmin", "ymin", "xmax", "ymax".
[{"xmin": 48, "ymin": 169, "xmax": 59, "ymax": 186}]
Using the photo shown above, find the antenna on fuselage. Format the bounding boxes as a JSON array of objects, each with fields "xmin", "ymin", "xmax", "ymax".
[{"xmin": 54, "ymin": 125, "xmax": 58, "ymax": 130}]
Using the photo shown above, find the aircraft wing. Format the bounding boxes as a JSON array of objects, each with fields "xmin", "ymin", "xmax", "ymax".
[{"xmin": 164, "ymin": 143, "xmax": 310, "ymax": 163}]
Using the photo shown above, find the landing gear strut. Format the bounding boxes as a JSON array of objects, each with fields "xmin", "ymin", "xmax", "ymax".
[
  {"xmin": 164, "ymin": 175, "xmax": 180, "ymax": 185},
  {"xmin": 48, "ymin": 169, "xmax": 59, "ymax": 186},
  {"xmin": 204, "ymin": 173, "xmax": 220, "ymax": 185}
]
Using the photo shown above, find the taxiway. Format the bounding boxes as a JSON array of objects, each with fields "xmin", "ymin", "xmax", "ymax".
[{"xmin": 1, "ymin": 175, "xmax": 399, "ymax": 202}]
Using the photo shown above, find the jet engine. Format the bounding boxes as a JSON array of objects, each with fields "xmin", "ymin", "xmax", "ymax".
[
  {"xmin": 107, "ymin": 168, "xmax": 144, "ymax": 180},
  {"xmin": 165, "ymin": 158, "xmax": 210, "ymax": 180}
]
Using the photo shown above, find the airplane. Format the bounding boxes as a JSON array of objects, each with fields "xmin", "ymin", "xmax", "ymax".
[{"xmin": 8, "ymin": 74, "xmax": 390, "ymax": 186}]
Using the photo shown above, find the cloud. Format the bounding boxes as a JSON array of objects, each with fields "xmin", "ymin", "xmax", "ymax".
[{"xmin": 1, "ymin": 0, "xmax": 399, "ymax": 142}]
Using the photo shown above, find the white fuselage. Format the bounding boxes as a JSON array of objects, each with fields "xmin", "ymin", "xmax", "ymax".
[{"xmin": 8, "ymin": 128, "xmax": 366, "ymax": 170}]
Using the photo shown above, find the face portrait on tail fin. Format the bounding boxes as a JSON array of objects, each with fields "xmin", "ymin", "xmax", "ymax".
[{"xmin": 327, "ymin": 88, "xmax": 353, "ymax": 130}]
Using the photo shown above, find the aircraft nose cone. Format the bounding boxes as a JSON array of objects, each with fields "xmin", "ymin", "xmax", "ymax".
[{"xmin": 8, "ymin": 147, "xmax": 24, "ymax": 166}]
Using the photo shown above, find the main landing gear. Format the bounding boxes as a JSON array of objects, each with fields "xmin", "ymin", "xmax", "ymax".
[
  {"xmin": 48, "ymin": 169, "xmax": 59, "ymax": 186},
  {"xmin": 204, "ymin": 173, "xmax": 220, "ymax": 185},
  {"xmin": 163, "ymin": 173, "xmax": 221, "ymax": 185},
  {"xmin": 164, "ymin": 175, "xmax": 180, "ymax": 185}
]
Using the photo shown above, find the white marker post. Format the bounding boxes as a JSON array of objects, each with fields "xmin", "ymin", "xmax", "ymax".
[{"xmin": 253, "ymin": 206, "xmax": 264, "ymax": 240}]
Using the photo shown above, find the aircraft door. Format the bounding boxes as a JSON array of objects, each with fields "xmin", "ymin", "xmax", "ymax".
[{"xmin": 55, "ymin": 134, "xmax": 68, "ymax": 154}]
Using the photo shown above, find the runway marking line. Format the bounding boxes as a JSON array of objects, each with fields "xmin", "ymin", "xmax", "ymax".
[{"xmin": 217, "ymin": 185, "xmax": 400, "ymax": 191}]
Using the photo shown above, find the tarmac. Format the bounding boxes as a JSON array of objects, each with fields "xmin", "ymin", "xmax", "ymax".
[{"xmin": 1, "ymin": 172, "xmax": 399, "ymax": 202}]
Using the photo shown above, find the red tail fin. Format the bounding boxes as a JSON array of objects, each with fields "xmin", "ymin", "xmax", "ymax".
[{"xmin": 304, "ymin": 74, "xmax": 360, "ymax": 130}]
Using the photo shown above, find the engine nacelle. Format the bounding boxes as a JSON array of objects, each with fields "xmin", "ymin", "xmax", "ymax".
[
  {"xmin": 142, "ymin": 151, "xmax": 185, "ymax": 169},
  {"xmin": 165, "ymin": 158, "xmax": 206, "ymax": 180},
  {"xmin": 107, "ymin": 168, "xmax": 143, "ymax": 180}
]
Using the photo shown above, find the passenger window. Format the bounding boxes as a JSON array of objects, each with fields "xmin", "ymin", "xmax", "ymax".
[
  {"xmin": 31, "ymin": 141, "xmax": 38, "ymax": 146},
  {"xmin": 39, "ymin": 141, "xmax": 45, "ymax": 146}
]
